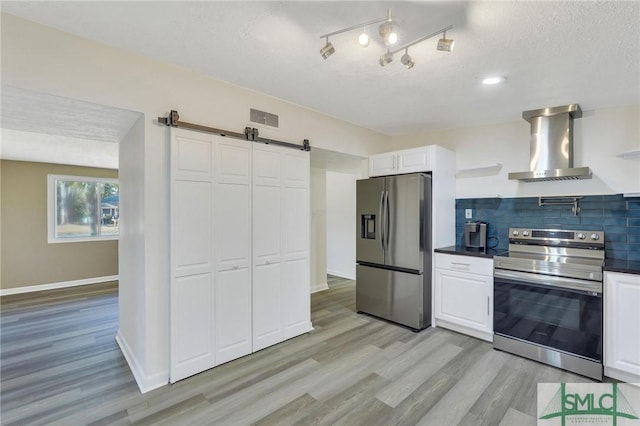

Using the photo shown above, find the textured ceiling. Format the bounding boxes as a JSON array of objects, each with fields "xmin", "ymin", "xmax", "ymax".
[
  {"xmin": 1, "ymin": 1, "xmax": 639, "ymax": 137},
  {"xmin": 1, "ymin": 86, "xmax": 141, "ymax": 143}
]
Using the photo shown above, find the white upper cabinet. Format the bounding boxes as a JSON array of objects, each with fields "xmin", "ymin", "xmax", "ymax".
[
  {"xmin": 397, "ymin": 147, "xmax": 433, "ymax": 174},
  {"xmin": 369, "ymin": 152, "xmax": 397, "ymax": 176},
  {"xmin": 369, "ymin": 146, "xmax": 433, "ymax": 177}
]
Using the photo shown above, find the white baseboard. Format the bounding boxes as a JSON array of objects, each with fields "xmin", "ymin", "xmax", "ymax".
[
  {"xmin": 116, "ymin": 331, "xmax": 168, "ymax": 394},
  {"xmin": 327, "ymin": 270, "xmax": 356, "ymax": 280},
  {"xmin": 0, "ymin": 275, "xmax": 119, "ymax": 296},
  {"xmin": 311, "ymin": 282, "xmax": 329, "ymax": 293},
  {"xmin": 604, "ymin": 366, "xmax": 640, "ymax": 385}
]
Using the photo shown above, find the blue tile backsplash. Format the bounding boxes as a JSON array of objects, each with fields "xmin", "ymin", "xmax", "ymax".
[{"xmin": 455, "ymin": 194, "xmax": 640, "ymax": 260}]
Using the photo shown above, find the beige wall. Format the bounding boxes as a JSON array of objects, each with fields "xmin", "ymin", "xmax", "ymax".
[{"xmin": 1, "ymin": 160, "xmax": 118, "ymax": 290}]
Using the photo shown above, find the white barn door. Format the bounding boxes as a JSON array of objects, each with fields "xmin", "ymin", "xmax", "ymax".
[
  {"xmin": 214, "ymin": 136, "xmax": 252, "ymax": 364},
  {"xmin": 170, "ymin": 128, "xmax": 215, "ymax": 382}
]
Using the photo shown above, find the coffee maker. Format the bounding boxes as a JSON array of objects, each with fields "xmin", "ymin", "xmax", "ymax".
[{"xmin": 465, "ymin": 221, "xmax": 487, "ymax": 249}]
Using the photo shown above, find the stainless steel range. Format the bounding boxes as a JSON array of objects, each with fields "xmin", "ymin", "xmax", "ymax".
[{"xmin": 493, "ymin": 228, "xmax": 605, "ymax": 380}]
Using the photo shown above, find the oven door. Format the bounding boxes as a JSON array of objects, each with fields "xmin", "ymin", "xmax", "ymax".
[{"xmin": 493, "ymin": 269, "xmax": 602, "ymax": 362}]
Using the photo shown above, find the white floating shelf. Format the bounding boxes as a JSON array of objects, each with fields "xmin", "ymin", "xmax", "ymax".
[
  {"xmin": 617, "ymin": 149, "xmax": 640, "ymax": 160},
  {"xmin": 455, "ymin": 163, "xmax": 502, "ymax": 178},
  {"xmin": 623, "ymin": 192, "xmax": 640, "ymax": 198}
]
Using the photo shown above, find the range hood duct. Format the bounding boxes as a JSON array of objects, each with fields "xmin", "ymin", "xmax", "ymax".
[{"xmin": 508, "ymin": 104, "xmax": 591, "ymax": 182}]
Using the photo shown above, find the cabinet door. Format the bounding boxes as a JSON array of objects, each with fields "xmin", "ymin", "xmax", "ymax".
[
  {"xmin": 397, "ymin": 146, "xmax": 432, "ymax": 173},
  {"xmin": 605, "ymin": 272, "xmax": 640, "ymax": 380},
  {"xmin": 434, "ymin": 268, "xmax": 492, "ymax": 338},
  {"xmin": 252, "ymin": 144, "xmax": 284, "ymax": 350},
  {"xmin": 282, "ymin": 149, "xmax": 311, "ymax": 339},
  {"xmin": 170, "ymin": 128, "xmax": 215, "ymax": 383},
  {"xmin": 214, "ymin": 138, "xmax": 252, "ymax": 364},
  {"xmin": 369, "ymin": 153, "xmax": 396, "ymax": 177}
]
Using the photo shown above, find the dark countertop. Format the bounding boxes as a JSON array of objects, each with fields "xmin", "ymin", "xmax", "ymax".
[
  {"xmin": 434, "ymin": 245, "xmax": 507, "ymax": 259},
  {"xmin": 604, "ymin": 259, "xmax": 640, "ymax": 275}
]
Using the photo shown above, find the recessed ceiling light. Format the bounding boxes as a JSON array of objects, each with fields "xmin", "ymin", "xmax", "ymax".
[{"xmin": 482, "ymin": 76, "xmax": 505, "ymax": 85}]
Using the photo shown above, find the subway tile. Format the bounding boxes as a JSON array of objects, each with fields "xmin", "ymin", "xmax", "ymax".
[
  {"xmin": 605, "ymin": 250, "xmax": 628, "ymax": 261},
  {"xmin": 628, "ymin": 235, "xmax": 640, "ymax": 244},
  {"xmin": 626, "ymin": 199, "xmax": 640, "ymax": 209},
  {"xmin": 627, "ymin": 248, "xmax": 640, "ymax": 261},
  {"xmin": 602, "ymin": 225, "xmax": 630, "ymax": 234},
  {"xmin": 606, "ymin": 242, "xmax": 631, "ymax": 251},
  {"xmin": 578, "ymin": 210, "xmax": 604, "ymax": 218},
  {"xmin": 600, "ymin": 218, "xmax": 627, "ymax": 226},
  {"xmin": 628, "ymin": 218, "xmax": 640, "ymax": 227},
  {"xmin": 605, "ymin": 233, "xmax": 628, "ymax": 243}
]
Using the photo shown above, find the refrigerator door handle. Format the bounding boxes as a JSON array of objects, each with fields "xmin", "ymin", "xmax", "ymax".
[
  {"xmin": 379, "ymin": 191, "xmax": 385, "ymax": 251},
  {"xmin": 384, "ymin": 190, "xmax": 390, "ymax": 250}
]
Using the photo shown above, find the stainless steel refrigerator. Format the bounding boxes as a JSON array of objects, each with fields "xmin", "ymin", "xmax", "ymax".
[{"xmin": 356, "ymin": 173, "xmax": 432, "ymax": 330}]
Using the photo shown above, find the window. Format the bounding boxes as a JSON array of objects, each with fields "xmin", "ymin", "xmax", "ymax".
[{"xmin": 48, "ymin": 175, "xmax": 119, "ymax": 243}]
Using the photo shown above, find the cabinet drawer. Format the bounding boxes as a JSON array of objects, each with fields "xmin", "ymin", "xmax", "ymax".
[{"xmin": 435, "ymin": 253, "xmax": 493, "ymax": 276}]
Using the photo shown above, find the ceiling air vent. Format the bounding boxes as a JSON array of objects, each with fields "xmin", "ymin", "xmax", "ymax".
[{"xmin": 250, "ymin": 108, "xmax": 279, "ymax": 128}]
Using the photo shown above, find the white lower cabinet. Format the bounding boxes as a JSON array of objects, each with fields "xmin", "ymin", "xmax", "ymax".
[
  {"xmin": 604, "ymin": 271, "xmax": 640, "ymax": 383},
  {"xmin": 434, "ymin": 253, "xmax": 493, "ymax": 342}
]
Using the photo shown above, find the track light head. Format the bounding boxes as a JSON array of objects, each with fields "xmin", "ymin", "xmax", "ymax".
[
  {"xmin": 378, "ymin": 21, "xmax": 397, "ymax": 45},
  {"xmin": 401, "ymin": 51, "xmax": 415, "ymax": 69},
  {"xmin": 358, "ymin": 32, "xmax": 370, "ymax": 47},
  {"xmin": 320, "ymin": 39, "xmax": 335, "ymax": 59},
  {"xmin": 437, "ymin": 31, "xmax": 455, "ymax": 52},
  {"xmin": 379, "ymin": 51, "xmax": 393, "ymax": 67}
]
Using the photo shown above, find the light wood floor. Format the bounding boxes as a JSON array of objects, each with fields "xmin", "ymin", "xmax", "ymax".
[{"xmin": 1, "ymin": 277, "xmax": 596, "ymax": 425}]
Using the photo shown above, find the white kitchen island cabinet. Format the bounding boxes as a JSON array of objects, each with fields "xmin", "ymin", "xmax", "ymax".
[
  {"xmin": 434, "ymin": 253, "xmax": 493, "ymax": 342},
  {"xmin": 169, "ymin": 127, "xmax": 311, "ymax": 383},
  {"xmin": 604, "ymin": 271, "xmax": 640, "ymax": 383}
]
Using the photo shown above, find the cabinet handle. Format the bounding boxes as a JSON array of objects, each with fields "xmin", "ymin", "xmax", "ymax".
[
  {"xmin": 451, "ymin": 262, "xmax": 470, "ymax": 271},
  {"xmin": 487, "ymin": 296, "xmax": 490, "ymax": 316},
  {"xmin": 393, "ymin": 155, "xmax": 397, "ymax": 169}
]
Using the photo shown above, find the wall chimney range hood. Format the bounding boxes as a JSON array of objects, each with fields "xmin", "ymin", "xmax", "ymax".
[{"xmin": 508, "ymin": 104, "xmax": 592, "ymax": 182}]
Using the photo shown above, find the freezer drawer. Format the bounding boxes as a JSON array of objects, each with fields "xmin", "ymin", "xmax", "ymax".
[{"xmin": 356, "ymin": 264, "xmax": 431, "ymax": 330}]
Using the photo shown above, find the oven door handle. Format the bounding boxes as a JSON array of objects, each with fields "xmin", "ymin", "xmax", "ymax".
[{"xmin": 494, "ymin": 269, "xmax": 602, "ymax": 295}]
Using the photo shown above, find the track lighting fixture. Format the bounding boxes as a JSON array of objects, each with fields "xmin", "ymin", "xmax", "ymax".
[
  {"xmin": 358, "ymin": 27, "xmax": 370, "ymax": 47},
  {"xmin": 378, "ymin": 25, "xmax": 454, "ymax": 69},
  {"xmin": 379, "ymin": 50, "xmax": 393, "ymax": 67},
  {"xmin": 378, "ymin": 9, "xmax": 397, "ymax": 45},
  {"xmin": 437, "ymin": 30, "xmax": 455, "ymax": 52},
  {"xmin": 319, "ymin": 9, "xmax": 454, "ymax": 70},
  {"xmin": 320, "ymin": 37, "xmax": 335, "ymax": 59},
  {"xmin": 401, "ymin": 49, "xmax": 415, "ymax": 69}
]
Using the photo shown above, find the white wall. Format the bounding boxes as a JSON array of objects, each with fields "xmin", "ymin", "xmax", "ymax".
[
  {"xmin": 1, "ymin": 14, "xmax": 390, "ymax": 392},
  {"xmin": 310, "ymin": 167, "xmax": 327, "ymax": 293},
  {"xmin": 393, "ymin": 105, "xmax": 640, "ymax": 198},
  {"xmin": 326, "ymin": 171, "xmax": 357, "ymax": 280}
]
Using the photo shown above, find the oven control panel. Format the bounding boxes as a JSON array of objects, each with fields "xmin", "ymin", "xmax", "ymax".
[{"xmin": 509, "ymin": 228, "xmax": 605, "ymax": 246}]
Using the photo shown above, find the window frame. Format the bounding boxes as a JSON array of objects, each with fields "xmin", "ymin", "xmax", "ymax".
[{"xmin": 47, "ymin": 174, "xmax": 120, "ymax": 244}]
